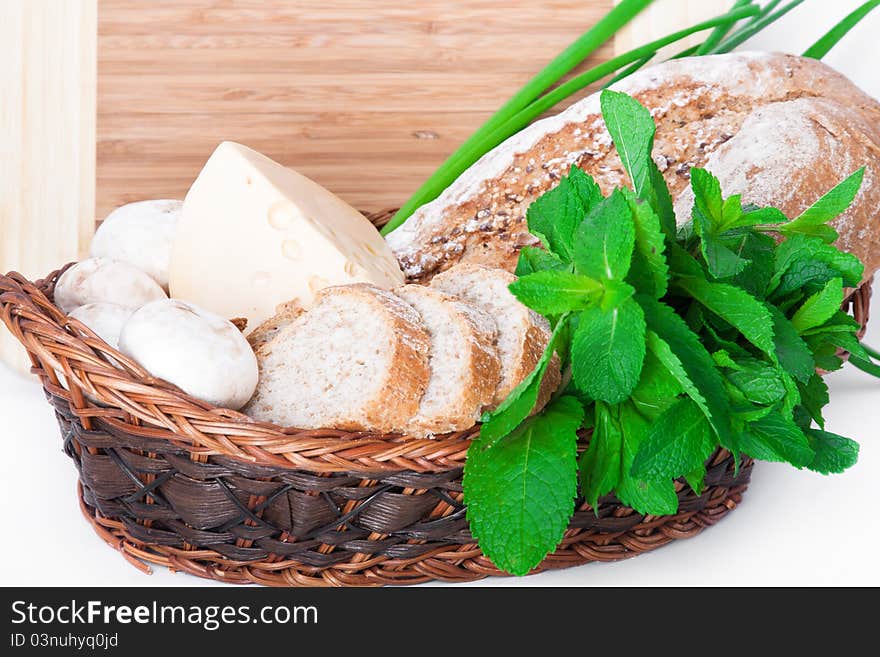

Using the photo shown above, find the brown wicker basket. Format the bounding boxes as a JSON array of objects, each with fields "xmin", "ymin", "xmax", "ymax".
[{"xmin": 0, "ymin": 211, "xmax": 872, "ymax": 586}]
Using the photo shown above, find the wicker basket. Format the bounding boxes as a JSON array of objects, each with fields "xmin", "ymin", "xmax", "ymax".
[{"xmin": 0, "ymin": 212, "xmax": 872, "ymax": 586}]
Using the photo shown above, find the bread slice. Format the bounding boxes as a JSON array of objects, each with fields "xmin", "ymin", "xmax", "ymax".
[
  {"xmin": 430, "ymin": 263, "xmax": 560, "ymax": 409},
  {"xmin": 243, "ymin": 284, "xmax": 430, "ymax": 432},
  {"xmin": 395, "ymin": 284, "xmax": 501, "ymax": 436},
  {"xmin": 246, "ymin": 299, "xmax": 304, "ymax": 352}
]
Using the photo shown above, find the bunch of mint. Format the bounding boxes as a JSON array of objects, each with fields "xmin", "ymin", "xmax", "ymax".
[{"xmin": 462, "ymin": 89, "xmax": 880, "ymax": 577}]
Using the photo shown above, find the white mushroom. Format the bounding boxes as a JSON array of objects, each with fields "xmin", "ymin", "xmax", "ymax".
[
  {"xmin": 54, "ymin": 257, "xmax": 166, "ymax": 314},
  {"xmin": 118, "ymin": 299, "xmax": 258, "ymax": 409},
  {"xmin": 90, "ymin": 199, "xmax": 182, "ymax": 289},
  {"xmin": 68, "ymin": 302, "xmax": 135, "ymax": 350}
]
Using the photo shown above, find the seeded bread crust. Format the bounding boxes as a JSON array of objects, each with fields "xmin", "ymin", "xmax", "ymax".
[
  {"xmin": 244, "ymin": 284, "xmax": 430, "ymax": 432},
  {"xmin": 395, "ymin": 285, "xmax": 501, "ymax": 436},
  {"xmin": 386, "ymin": 52, "xmax": 880, "ymax": 282}
]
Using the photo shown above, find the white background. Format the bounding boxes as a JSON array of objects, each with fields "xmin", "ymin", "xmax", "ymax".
[{"xmin": 1, "ymin": 1, "xmax": 878, "ymax": 586}]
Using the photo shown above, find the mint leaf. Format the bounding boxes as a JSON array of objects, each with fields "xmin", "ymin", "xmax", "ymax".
[
  {"xmin": 730, "ymin": 414, "xmax": 814, "ymax": 468},
  {"xmin": 717, "ymin": 195, "xmax": 786, "ymax": 232},
  {"xmin": 826, "ymin": 332, "xmax": 880, "ymax": 377},
  {"xmin": 525, "ymin": 175, "xmax": 584, "ymax": 261},
  {"xmin": 480, "ymin": 317, "xmax": 569, "ymax": 445},
  {"xmin": 798, "ymin": 373, "xmax": 829, "ymax": 429},
  {"xmin": 807, "ymin": 335, "xmax": 845, "ymax": 373},
  {"xmin": 600, "ymin": 89, "xmax": 675, "ymax": 237},
  {"xmin": 631, "ymin": 397, "xmax": 716, "ymax": 481},
  {"xmin": 701, "ymin": 231, "xmax": 750, "ymax": 279},
  {"xmin": 779, "ymin": 369, "xmax": 802, "ymax": 419},
  {"xmin": 600, "ymin": 90, "xmax": 655, "ymax": 207},
  {"xmin": 828, "ymin": 331, "xmax": 872, "ymax": 362},
  {"xmin": 637, "ymin": 296, "xmax": 733, "ymax": 446},
  {"xmin": 630, "ymin": 341, "xmax": 683, "ymax": 419},
  {"xmin": 581, "ymin": 401, "xmax": 622, "ymax": 508},
  {"xmin": 515, "ymin": 246, "xmax": 567, "ymax": 276},
  {"xmin": 801, "ymin": 310, "xmax": 860, "ymax": 336},
  {"xmin": 572, "ymin": 298, "xmax": 646, "ymax": 404},
  {"xmin": 581, "ymin": 401, "xmax": 678, "ymax": 515},
  {"xmin": 615, "ymin": 403, "xmax": 679, "ymax": 515},
  {"xmin": 676, "ymin": 276, "xmax": 775, "ymax": 357},
  {"xmin": 616, "ymin": 473, "xmax": 679, "ymax": 516},
  {"xmin": 684, "ymin": 466, "xmax": 707, "ymax": 496},
  {"xmin": 645, "ymin": 330, "xmax": 707, "ymax": 416},
  {"xmin": 739, "ymin": 205, "xmax": 789, "ymax": 228},
  {"xmin": 568, "ymin": 165, "xmax": 603, "ymax": 208},
  {"xmin": 622, "ymin": 189, "xmax": 668, "ymax": 299},
  {"xmin": 791, "ymin": 277, "xmax": 844, "ymax": 333},
  {"xmin": 721, "ymin": 194, "xmax": 744, "ymax": 228},
  {"xmin": 464, "ymin": 396, "xmax": 583, "ymax": 576},
  {"xmin": 573, "ymin": 190, "xmax": 635, "ymax": 281},
  {"xmin": 770, "ymin": 235, "xmax": 863, "ymax": 296},
  {"xmin": 712, "ymin": 349, "xmax": 741, "ymax": 369},
  {"xmin": 805, "ymin": 429, "xmax": 859, "ymax": 474},
  {"xmin": 768, "ymin": 305, "xmax": 815, "ymax": 383},
  {"xmin": 690, "ymin": 167, "xmax": 723, "ymax": 229},
  {"xmin": 725, "ymin": 359, "xmax": 786, "ymax": 406},
  {"xmin": 778, "ymin": 168, "xmax": 865, "ymax": 243},
  {"xmin": 719, "ymin": 230, "xmax": 775, "ymax": 297},
  {"xmin": 598, "ymin": 279, "xmax": 636, "ymax": 311},
  {"xmin": 509, "ymin": 271, "xmax": 603, "ymax": 315},
  {"xmin": 649, "ymin": 162, "xmax": 677, "ymax": 237}
]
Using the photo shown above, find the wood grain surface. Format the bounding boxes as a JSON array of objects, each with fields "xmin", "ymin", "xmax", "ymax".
[
  {"xmin": 97, "ymin": 0, "xmax": 615, "ymax": 218},
  {"xmin": 1, "ymin": 0, "xmax": 96, "ymax": 371}
]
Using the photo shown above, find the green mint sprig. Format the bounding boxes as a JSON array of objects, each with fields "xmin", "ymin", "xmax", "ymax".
[{"xmin": 463, "ymin": 90, "xmax": 876, "ymax": 577}]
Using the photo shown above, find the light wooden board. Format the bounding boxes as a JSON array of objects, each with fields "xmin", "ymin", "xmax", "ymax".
[
  {"xmin": 615, "ymin": 0, "xmax": 730, "ymax": 60},
  {"xmin": 1, "ymin": 0, "xmax": 96, "ymax": 372},
  {"xmin": 97, "ymin": 0, "xmax": 615, "ymax": 218}
]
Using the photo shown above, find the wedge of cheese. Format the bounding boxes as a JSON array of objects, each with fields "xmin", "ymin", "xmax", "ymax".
[{"xmin": 169, "ymin": 142, "xmax": 404, "ymax": 332}]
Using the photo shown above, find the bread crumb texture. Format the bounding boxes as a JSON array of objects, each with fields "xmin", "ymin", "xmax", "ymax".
[{"xmin": 244, "ymin": 267, "xmax": 560, "ymax": 436}]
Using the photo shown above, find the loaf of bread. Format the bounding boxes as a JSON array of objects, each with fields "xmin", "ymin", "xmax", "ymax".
[
  {"xmin": 430, "ymin": 263, "xmax": 560, "ymax": 409},
  {"xmin": 386, "ymin": 52, "xmax": 880, "ymax": 282},
  {"xmin": 396, "ymin": 284, "xmax": 501, "ymax": 436},
  {"xmin": 243, "ymin": 284, "xmax": 431, "ymax": 432}
]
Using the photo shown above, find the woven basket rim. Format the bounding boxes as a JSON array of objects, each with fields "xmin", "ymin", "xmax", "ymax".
[{"xmin": 0, "ymin": 209, "xmax": 873, "ymax": 475}]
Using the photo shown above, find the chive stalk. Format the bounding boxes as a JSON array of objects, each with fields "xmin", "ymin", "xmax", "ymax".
[
  {"xmin": 696, "ymin": 0, "xmax": 755, "ymax": 55},
  {"xmin": 803, "ymin": 0, "xmax": 880, "ymax": 59},
  {"xmin": 500, "ymin": 4, "xmax": 761, "ymax": 134},
  {"xmin": 709, "ymin": 0, "xmax": 805, "ymax": 54},
  {"xmin": 862, "ymin": 342, "xmax": 880, "ymax": 361},
  {"xmin": 604, "ymin": 53, "xmax": 655, "ymax": 88},
  {"xmin": 380, "ymin": 0, "xmax": 655, "ymax": 235}
]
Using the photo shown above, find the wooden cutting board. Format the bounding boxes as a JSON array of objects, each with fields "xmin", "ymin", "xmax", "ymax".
[{"xmin": 97, "ymin": 0, "xmax": 617, "ymax": 218}]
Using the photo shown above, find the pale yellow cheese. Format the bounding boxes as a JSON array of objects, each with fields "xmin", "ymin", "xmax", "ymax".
[{"xmin": 169, "ymin": 142, "xmax": 404, "ymax": 332}]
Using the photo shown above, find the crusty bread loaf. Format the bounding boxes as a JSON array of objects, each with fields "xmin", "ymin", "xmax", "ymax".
[
  {"xmin": 430, "ymin": 263, "xmax": 560, "ymax": 409},
  {"xmin": 395, "ymin": 284, "xmax": 501, "ymax": 436},
  {"xmin": 386, "ymin": 52, "xmax": 880, "ymax": 282},
  {"xmin": 243, "ymin": 284, "xmax": 430, "ymax": 432}
]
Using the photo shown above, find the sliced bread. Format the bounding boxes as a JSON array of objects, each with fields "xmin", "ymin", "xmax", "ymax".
[
  {"xmin": 395, "ymin": 284, "xmax": 501, "ymax": 436},
  {"xmin": 246, "ymin": 299, "xmax": 304, "ymax": 352},
  {"xmin": 430, "ymin": 263, "xmax": 560, "ymax": 409},
  {"xmin": 243, "ymin": 283, "xmax": 430, "ymax": 432}
]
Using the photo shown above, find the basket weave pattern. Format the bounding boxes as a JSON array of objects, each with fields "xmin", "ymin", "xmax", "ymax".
[{"xmin": 0, "ymin": 210, "xmax": 871, "ymax": 586}]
